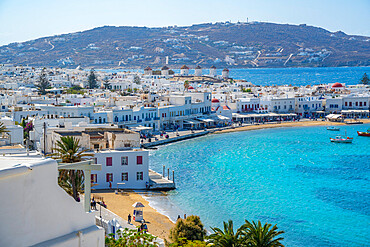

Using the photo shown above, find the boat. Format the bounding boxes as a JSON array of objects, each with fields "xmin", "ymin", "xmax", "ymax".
[
  {"xmin": 327, "ymin": 126, "xmax": 340, "ymax": 131},
  {"xmin": 345, "ymin": 120, "xmax": 363, "ymax": 125},
  {"xmin": 330, "ymin": 135, "xmax": 353, "ymax": 143},
  {"xmin": 330, "ymin": 130, "xmax": 353, "ymax": 143},
  {"xmin": 357, "ymin": 129, "xmax": 370, "ymax": 137}
]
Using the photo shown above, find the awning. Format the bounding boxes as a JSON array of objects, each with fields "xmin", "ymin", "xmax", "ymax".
[
  {"xmin": 184, "ymin": 119, "xmax": 203, "ymax": 124},
  {"xmin": 197, "ymin": 118, "xmax": 214, "ymax": 122},
  {"xmin": 326, "ymin": 114, "xmax": 342, "ymax": 119},
  {"xmin": 131, "ymin": 126, "xmax": 153, "ymax": 131},
  {"xmin": 218, "ymin": 115, "xmax": 230, "ymax": 120}
]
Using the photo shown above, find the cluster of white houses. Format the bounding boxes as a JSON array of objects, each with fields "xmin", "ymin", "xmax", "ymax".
[{"xmin": 0, "ymin": 65, "xmax": 369, "ymax": 191}]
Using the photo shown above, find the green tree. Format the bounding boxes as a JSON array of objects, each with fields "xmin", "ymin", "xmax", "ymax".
[
  {"xmin": 87, "ymin": 69, "xmax": 98, "ymax": 89},
  {"xmin": 168, "ymin": 215, "xmax": 207, "ymax": 245},
  {"xmin": 208, "ymin": 220, "xmax": 244, "ymax": 247},
  {"xmin": 103, "ymin": 77, "xmax": 111, "ymax": 89},
  {"xmin": 36, "ymin": 68, "xmax": 51, "ymax": 95},
  {"xmin": 361, "ymin": 73, "xmax": 369, "ymax": 85},
  {"xmin": 240, "ymin": 220, "xmax": 284, "ymax": 247},
  {"xmin": 49, "ymin": 136, "xmax": 93, "ymax": 201}
]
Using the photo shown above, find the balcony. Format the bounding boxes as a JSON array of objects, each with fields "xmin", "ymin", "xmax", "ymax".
[{"xmin": 154, "ymin": 117, "xmax": 160, "ymax": 120}]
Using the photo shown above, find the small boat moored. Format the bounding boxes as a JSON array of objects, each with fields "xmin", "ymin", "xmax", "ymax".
[
  {"xmin": 327, "ymin": 126, "xmax": 340, "ymax": 131},
  {"xmin": 357, "ymin": 129, "xmax": 370, "ymax": 137},
  {"xmin": 330, "ymin": 130, "xmax": 353, "ymax": 143},
  {"xmin": 330, "ymin": 135, "xmax": 353, "ymax": 143}
]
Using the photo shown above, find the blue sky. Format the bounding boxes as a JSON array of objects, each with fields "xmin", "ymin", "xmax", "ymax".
[{"xmin": 0, "ymin": 0, "xmax": 369, "ymax": 46}]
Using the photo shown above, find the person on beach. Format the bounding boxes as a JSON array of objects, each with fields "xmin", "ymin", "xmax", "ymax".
[
  {"xmin": 128, "ymin": 214, "xmax": 131, "ymax": 224},
  {"xmin": 177, "ymin": 215, "xmax": 181, "ymax": 220},
  {"xmin": 109, "ymin": 181, "xmax": 112, "ymax": 189},
  {"xmin": 184, "ymin": 214, "xmax": 186, "ymax": 219},
  {"xmin": 91, "ymin": 197, "xmax": 97, "ymax": 210}
]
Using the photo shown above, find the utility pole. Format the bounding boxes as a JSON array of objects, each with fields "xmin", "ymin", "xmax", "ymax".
[{"xmin": 43, "ymin": 122, "xmax": 47, "ymax": 156}]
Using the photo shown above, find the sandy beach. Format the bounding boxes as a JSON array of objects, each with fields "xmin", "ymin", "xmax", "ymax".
[
  {"xmin": 215, "ymin": 119, "xmax": 370, "ymax": 134},
  {"xmin": 92, "ymin": 191, "xmax": 175, "ymax": 240}
]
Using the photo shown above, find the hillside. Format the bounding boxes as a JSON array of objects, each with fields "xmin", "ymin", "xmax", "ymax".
[{"xmin": 1, "ymin": 22, "xmax": 369, "ymax": 68}]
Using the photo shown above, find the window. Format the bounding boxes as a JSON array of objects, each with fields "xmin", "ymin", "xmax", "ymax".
[
  {"xmin": 106, "ymin": 157, "xmax": 112, "ymax": 166},
  {"xmin": 137, "ymin": 156, "xmax": 143, "ymax": 165},
  {"xmin": 91, "ymin": 174, "xmax": 97, "ymax": 183},
  {"xmin": 121, "ymin": 156, "xmax": 128, "ymax": 165},
  {"xmin": 106, "ymin": 173, "xmax": 113, "ymax": 182},
  {"xmin": 345, "ymin": 102, "xmax": 348, "ymax": 106},
  {"xmin": 94, "ymin": 144, "xmax": 99, "ymax": 149},
  {"xmin": 122, "ymin": 172, "xmax": 128, "ymax": 181},
  {"xmin": 137, "ymin": 172, "xmax": 143, "ymax": 181},
  {"xmin": 94, "ymin": 158, "xmax": 97, "ymax": 164}
]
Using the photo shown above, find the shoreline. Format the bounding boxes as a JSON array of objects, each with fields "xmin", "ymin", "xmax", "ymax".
[{"xmin": 213, "ymin": 119, "xmax": 370, "ymax": 134}]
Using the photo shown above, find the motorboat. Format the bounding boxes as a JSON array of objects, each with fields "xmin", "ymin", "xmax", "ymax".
[
  {"xmin": 330, "ymin": 135, "xmax": 353, "ymax": 143},
  {"xmin": 327, "ymin": 126, "xmax": 340, "ymax": 131},
  {"xmin": 330, "ymin": 130, "xmax": 353, "ymax": 143},
  {"xmin": 357, "ymin": 129, "xmax": 370, "ymax": 137}
]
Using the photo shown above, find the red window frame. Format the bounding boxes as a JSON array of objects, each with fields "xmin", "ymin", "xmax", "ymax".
[
  {"xmin": 106, "ymin": 157, "xmax": 112, "ymax": 166},
  {"xmin": 137, "ymin": 156, "xmax": 143, "ymax": 165}
]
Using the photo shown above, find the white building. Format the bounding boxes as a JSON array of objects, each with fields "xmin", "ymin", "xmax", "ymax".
[
  {"xmin": 194, "ymin": 65, "xmax": 202, "ymax": 77},
  {"xmin": 180, "ymin": 65, "xmax": 189, "ymax": 76},
  {"xmin": 260, "ymin": 97, "xmax": 295, "ymax": 113},
  {"xmin": 209, "ymin": 65, "xmax": 217, "ymax": 77},
  {"xmin": 0, "ymin": 156, "xmax": 104, "ymax": 246},
  {"xmin": 144, "ymin": 66, "xmax": 153, "ymax": 76},
  {"xmin": 236, "ymin": 98, "xmax": 260, "ymax": 113},
  {"xmin": 91, "ymin": 150, "xmax": 149, "ymax": 190},
  {"xmin": 161, "ymin": 66, "xmax": 169, "ymax": 77},
  {"xmin": 222, "ymin": 68, "xmax": 229, "ymax": 79},
  {"xmin": 295, "ymin": 96, "xmax": 324, "ymax": 117}
]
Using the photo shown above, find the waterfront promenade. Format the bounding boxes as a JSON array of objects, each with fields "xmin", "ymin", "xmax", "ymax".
[{"xmin": 141, "ymin": 119, "xmax": 370, "ymax": 148}]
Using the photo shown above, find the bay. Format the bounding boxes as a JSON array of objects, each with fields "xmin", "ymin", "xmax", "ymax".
[{"xmin": 149, "ymin": 124, "xmax": 370, "ymax": 246}]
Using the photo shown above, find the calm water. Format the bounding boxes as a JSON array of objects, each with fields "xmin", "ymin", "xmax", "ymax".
[
  {"xmin": 149, "ymin": 124, "xmax": 370, "ymax": 246},
  {"xmin": 103, "ymin": 66, "xmax": 369, "ymax": 86}
]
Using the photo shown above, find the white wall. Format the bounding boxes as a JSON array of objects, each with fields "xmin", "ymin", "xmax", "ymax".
[
  {"xmin": 92, "ymin": 150, "xmax": 149, "ymax": 190},
  {"xmin": 0, "ymin": 158, "xmax": 104, "ymax": 247}
]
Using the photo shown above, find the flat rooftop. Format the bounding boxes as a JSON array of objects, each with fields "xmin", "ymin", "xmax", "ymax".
[{"xmin": 0, "ymin": 153, "xmax": 46, "ymax": 171}]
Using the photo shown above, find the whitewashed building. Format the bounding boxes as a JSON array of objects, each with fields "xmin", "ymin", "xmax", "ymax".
[{"xmin": 0, "ymin": 155, "xmax": 104, "ymax": 247}]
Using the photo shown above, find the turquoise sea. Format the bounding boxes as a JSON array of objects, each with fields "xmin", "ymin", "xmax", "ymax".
[{"xmin": 149, "ymin": 124, "xmax": 370, "ymax": 246}]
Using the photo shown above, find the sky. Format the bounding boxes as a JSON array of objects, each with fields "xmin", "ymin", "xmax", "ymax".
[{"xmin": 0, "ymin": 0, "xmax": 369, "ymax": 46}]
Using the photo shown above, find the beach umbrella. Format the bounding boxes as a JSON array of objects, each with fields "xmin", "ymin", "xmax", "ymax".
[{"xmin": 132, "ymin": 202, "xmax": 145, "ymax": 208}]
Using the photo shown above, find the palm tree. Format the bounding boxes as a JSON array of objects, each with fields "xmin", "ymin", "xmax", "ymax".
[
  {"xmin": 240, "ymin": 220, "xmax": 284, "ymax": 247},
  {"xmin": 208, "ymin": 220, "xmax": 244, "ymax": 247},
  {"xmin": 49, "ymin": 136, "xmax": 93, "ymax": 201},
  {"xmin": 0, "ymin": 122, "xmax": 9, "ymax": 136},
  {"xmin": 184, "ymin": 80, "xmax": 189, "ymax": 91}
]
